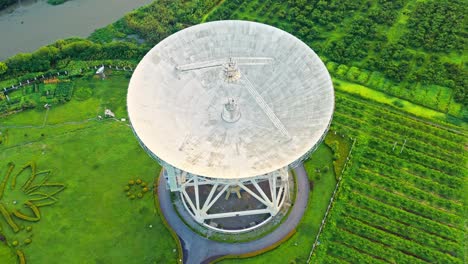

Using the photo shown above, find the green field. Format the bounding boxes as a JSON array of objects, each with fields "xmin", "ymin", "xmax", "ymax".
[
  {"xmin": 312, "ymin": 91, "xmax": 466, "ymax": 263},
  {"xmin": 0, "ymin": 75, "xmax": 177, "ymax": 263}
]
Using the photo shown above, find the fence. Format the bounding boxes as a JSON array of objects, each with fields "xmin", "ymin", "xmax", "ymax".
[
  {"xmin": 306, "ymin": 137, "xmax": 357, "ymax": 263},
  {"xmin": 1, "ymin": 63, "xmax": 135, "ymax": 95}
]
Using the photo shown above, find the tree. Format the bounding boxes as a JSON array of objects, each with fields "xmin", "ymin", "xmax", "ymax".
[
  {"xmin": 61, "ymin": 40, "xmax": 99, "ymax": 59},
  {"xmin": 322, "ymin": 166, "xmax": 329, "ymax": 174},
  {"xmin": 347, "ymin": 66, "xmax": 361, "ymax": 81},
  {"xmin": 357, "ymin": 71, "xmax": 370, "ymax": 84},
  {"xmin": 0, "ymin": 62, "xmax": 7, "ymax": 75},
  {"xmin": 33, "ymin": 46, "xmax": 60, "ymax": 62},
  {"xmin": 5, "ymin": 53, "xmax": 33, "ymax": 73},
  {"xmin": 336, "ymin": 65, "xmax": 349, "ymax": 78}
]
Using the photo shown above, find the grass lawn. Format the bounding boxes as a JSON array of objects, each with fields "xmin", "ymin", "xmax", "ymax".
[
  {"xmin": 220, "ymin": 143, "xmax": 337, "ymax": 263},
  {"xmin": 2, "ymin": 75, "xmax": 128, "ymax": 127},
  {"xmin": 333, "ymin": 79, "xmax": 450, "ymax": 121},
  {"xmin": 324, "ymin": 132, "xmax": 352, "ymax": 179},
  {"xmin": 0, "ymin": 75, "xmax": 177, "ymax": 263}
]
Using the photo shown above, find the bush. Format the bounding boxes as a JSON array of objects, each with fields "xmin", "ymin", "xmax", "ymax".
[
  {"xmin": 322, "ymin": 166, "xmax": 329, "ymax": 173},
  {"xmin": 357, "ymin": 71, "xmax": 370, "ymax": 84},
  {"xmin": 346, "ymin": 66, "xmax": 361, "ymax": 81},
  {"xmin": 73, "ymin": 87, "xmax": 93, "ymax": 101},
  {"xmin": 336, "ymin": 65, "xmax": 349, "ymax": 78},
  {"xmin": 0, "ymin": 62, "xmax": 7, "ymax": 75},
  {"xmin": 392, "ymin": 100, "xmax": 404, "ymax": 108},
  {"xmin": 326, "ymin": 61, "xmax": 337, "ymax": 73}
]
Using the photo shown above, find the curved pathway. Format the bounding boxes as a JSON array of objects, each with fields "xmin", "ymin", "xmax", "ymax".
[{"xmin": 158, "ymin": 164, "xmax": 310, "ymax": 264}]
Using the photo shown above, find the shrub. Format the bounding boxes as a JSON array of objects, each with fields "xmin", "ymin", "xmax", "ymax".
[
  {"xmin": 322, "ymin": 166, "xmax": 329, "ymax": 173},
  {"xmin": 326, "ymin": 61, "xmax": 337, "ymax": 73},
  {"xmin": 0, "ymin": 62, "xmax": 7, "ymax": 75},
  {"xmin": 73, "ymin": 87, "xmax": 93, "ymax": 101},
  {"xmin": 357, "ymin": 71, "xmax": 370, "ymax": 84},
  {"xmin": 392, "ymin": 100, "xmax": 404, "ymax": 108},
  {"xmin": 346, "ymin": 66, "xmax": 361, "ymax": 81},
  {"xmin": 336, "ymin": 65, "xmax": 349, "ymax": 78}
]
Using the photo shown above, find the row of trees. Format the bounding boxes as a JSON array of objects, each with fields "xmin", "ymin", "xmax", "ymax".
[
  {"xmin": 124, "ymin": 0, "xmax": 222, "ymax": 45},
  {"xmin": 361, "ymin": 159, "xmax": 461, "ymax": 200},
  {"xmin": 206, "ymin": 0, "xmax": 467, "ymax": 107},
  {"xmin": 338, "ymin": 197, "xmax": 462, "ymax": 262},
  {"xmin": 357, "ymin": 167, "xmax": 461, "ymax": 213},
  {"xmin": 1, "ymin": 40, "xmax": 145, "ymax": 78},
  {"xmin": 369, "ymin": 115, "xmax": 462, "ymax": 153},
  {"xmin": 370, "ymin": 121, "xmax": 461, "ymax": 164},
  {"xmin": 280, "ymin": 0, "xmax": 466, "ymax": 105},
  {"xmin": 340, "ymin": 90, "xmax": 466, "ymax": 186},
  {"xmin": 313, "ymin": 90, "xmax": 466, "ymax": 262},
  {"xmin": 345, "ymin": 191, "xmax": 461, "ymax": 241}
]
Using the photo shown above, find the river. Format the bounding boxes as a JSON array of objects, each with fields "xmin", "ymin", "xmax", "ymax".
[{"xmin": 0, "ymin": 0, "xmax": 154, "ymax": 61}]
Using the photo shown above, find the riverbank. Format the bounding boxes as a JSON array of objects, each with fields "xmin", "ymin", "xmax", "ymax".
[{"xmin": 0, "ymin": 0, "xmax": 153, "ymax": 60}]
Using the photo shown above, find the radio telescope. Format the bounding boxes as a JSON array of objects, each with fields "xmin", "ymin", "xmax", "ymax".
[{"xmin": 127, "ymin": 20, "xmax": 334, "ymax": 233}]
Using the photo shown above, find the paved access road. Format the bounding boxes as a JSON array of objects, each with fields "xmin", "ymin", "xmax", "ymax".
[{"xmin": 157, "ymin": 164, "xmax": 310, "ymax": 264}]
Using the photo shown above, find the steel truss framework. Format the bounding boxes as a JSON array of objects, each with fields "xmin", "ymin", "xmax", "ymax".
[
  {"xmin": 132, "ymin": 120, "xmax": 331, "ymax": 232},
  {"xmin": 133, "ymin": 121, "xmax": 331, "ymax": 232},
  {"xmin": 163, "ymin": 167, "xmax": 290, "ymax": 232}
]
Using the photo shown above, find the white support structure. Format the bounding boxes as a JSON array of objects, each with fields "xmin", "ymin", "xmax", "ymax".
[
  {"xmin": 240, "ymin": 73, "xmax": 291, "ymax": 140},
  {"xmin": 176, "ymin": 57, "xmax": 273, "ymax": 71},
  {"xmin": 164, "ymin": 166, "xmax": 290, "ymax": 232}
]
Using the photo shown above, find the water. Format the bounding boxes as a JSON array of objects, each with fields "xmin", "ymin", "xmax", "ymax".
[{"xmin": 0, "ymin": 0, "xmax": 154, "ymax": 61}]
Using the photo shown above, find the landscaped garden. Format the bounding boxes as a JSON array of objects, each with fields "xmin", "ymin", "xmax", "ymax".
[{"xmin": 0, "ymin": 74, "xmax": 177, "ymax": 263}]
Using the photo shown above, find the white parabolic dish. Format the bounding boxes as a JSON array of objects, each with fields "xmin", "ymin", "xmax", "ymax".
[{"xmin": 127, "ymin": 20, "xmax": 334, "ymax": 180}]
